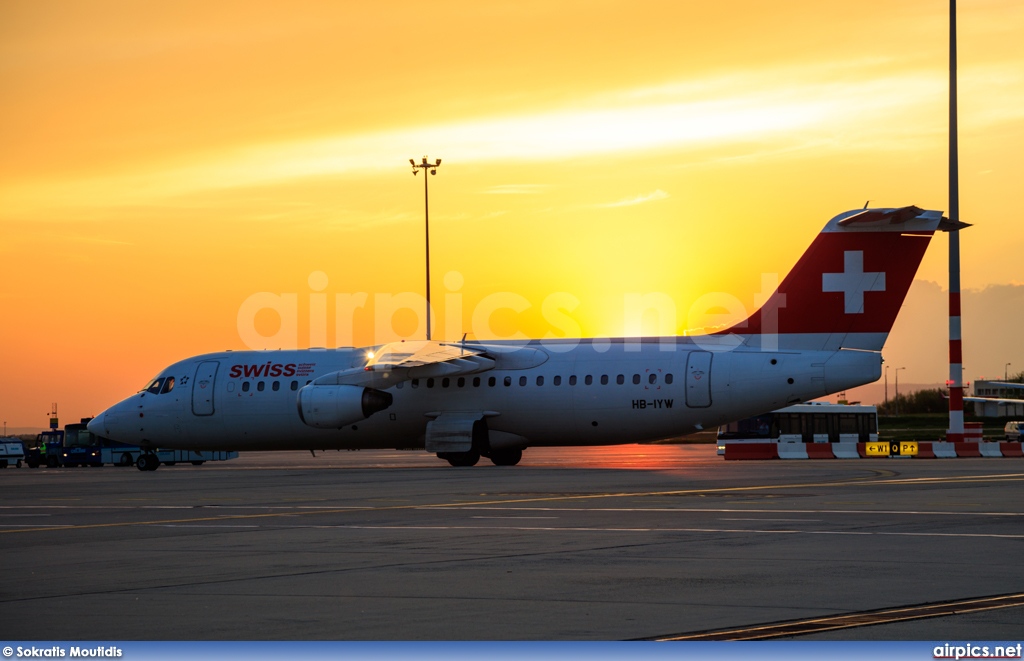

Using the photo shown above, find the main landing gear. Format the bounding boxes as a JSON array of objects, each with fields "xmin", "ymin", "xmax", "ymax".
[
  {"xmin": 136, "ymin": 453, "xmax": 160, "ymax": 471},
  {"xmin": 436, "ymin": 447, "xmax": 523, "ymax": 467}
]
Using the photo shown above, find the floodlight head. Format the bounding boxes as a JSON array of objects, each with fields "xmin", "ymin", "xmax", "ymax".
[
  {"xmin": 430, "ymin": 169, "xmax": 436, "ymax": 175},
  {"xmin": 410, "ymin": 159, "xmax": 415, "ymax": 166},
  {"xmin": 412, "ymin": 170, "xmax": 418, "ymax": 176},
  {"xmin": 435, "ymin": 159, "xmax": 441, "ymax": 166}
]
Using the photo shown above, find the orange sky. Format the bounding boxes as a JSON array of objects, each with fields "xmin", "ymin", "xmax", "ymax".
[{"xmin": 2, "ymin": 0, "xmax": 1023, "ymax": 430}]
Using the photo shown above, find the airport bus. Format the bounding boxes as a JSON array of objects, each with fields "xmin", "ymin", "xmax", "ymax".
[
  {"xmin": 59, "ymin": 420, "xmax": 238, "ymax": 468},
  {"xmin": 717, "ymin": 403, "xmax": 879, "ymax": 455}
]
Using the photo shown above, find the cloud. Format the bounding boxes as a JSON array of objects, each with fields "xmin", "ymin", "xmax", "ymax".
[
  {"xmin": 2, "ymin": 63, "xmax": 960, "ymax": 219},
  {"xmin": 595, "ymin": 190, "xmax": 670, "ymax": 208},
  {"xmin": 479, "ymin": 184, "xmax": 551, "ymax": 195}
]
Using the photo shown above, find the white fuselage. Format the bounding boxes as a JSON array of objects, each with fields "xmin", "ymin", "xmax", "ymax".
[{"xmin": 92, "ymin": 337, "xmax": 881, "ymax": 452}]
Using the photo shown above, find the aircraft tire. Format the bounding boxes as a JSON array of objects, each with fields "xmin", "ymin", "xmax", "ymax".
[
  {"xmin": 445, "ymin": 450, "xmax": 480, "ymax": 467},
  {"xmin": 488, "ymin": 448, "xmax": 523, "ymax": 466},
  {"xmin": 136, "ymin": 454, "xmax": 159, "ymax": 472}
]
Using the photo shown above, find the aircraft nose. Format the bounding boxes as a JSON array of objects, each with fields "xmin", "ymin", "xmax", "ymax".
[{"xmin": 87, "ymin": 412, "xmax": 106, "ymax": 436}]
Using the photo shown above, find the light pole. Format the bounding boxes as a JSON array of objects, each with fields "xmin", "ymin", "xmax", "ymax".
[
  {"xmin": 1006, "ymin": 363, "xmax": 1012, "ymax": 381},
  {"xmin": 410, "ymin": 156, "xmax": 442, "ymax": 341},
  {"xmin": 884, "ymin": 365, "xmax": 889, "ymax": 404},
  {"xmin": 895, "ymin": 367, "xmax": 906, "ymax": 416}
]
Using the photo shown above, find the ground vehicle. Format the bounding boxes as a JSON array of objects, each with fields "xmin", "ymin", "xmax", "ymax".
[
  {"xmin": 1005, "ymin": 421, "xmax": 1023, "ymax": 441},
  {"xmin": 62, "ymin": 421, "xmax": 149, "ymax": 467},
  {"xmin": 130, "ymin": 448, "xmax": 239, "ymax": 471},
  {"xmin": 63, "ymin": 420, "xmax": 238, "ymax": 469},
  {"xmin": 717, "ymin": 403, "xmax": 879, "ymax": 455},
  {"xmin": 25, "ymin": 430, "xmax": 65, "ymax": 467},
  {"xmin": 30, "ymin": 420, "xmax": 238, "ymax": 469},
  {"xmin": 0, "ymin": 439, "xmax": 26, "ymax": 468}
]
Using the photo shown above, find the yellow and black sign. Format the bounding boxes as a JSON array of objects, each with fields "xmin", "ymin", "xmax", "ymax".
[
  {"xmin": 866, "ymin": 441, "xmax": 918, "ymax": 457},
  {"xmin": 865, "ymin": 442, "xmax": 889, "ymax": 456},
  {"xmin": 895, "ymin": 441, "xmax": 918, "ymax": 456}
]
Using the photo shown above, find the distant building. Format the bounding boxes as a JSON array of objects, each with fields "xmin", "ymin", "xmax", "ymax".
[{"xmin": 971, "ymin": 380, "xmax": 1024, "ymax": 417}]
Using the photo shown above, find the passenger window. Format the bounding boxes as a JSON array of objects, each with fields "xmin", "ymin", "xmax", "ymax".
[
  {"xmin": 227, "ymin": 382, "xmax": 235, "ymax": 393},
  {"xmin": 242, "ymin": 382, "xmax": 250, "ymax": 392},
  {"xmin": 554, "ymin": 376, "xmax": 562, "ymax": 386},
  {"xmin": 536, "ymin": 376, "xmax": 544, "ymax": 386},
  {"xmin": 600, "ymin": 375, "xmax": 608, "ymax": 385},
  {"xmin": 427, "ymin": 378, "xmax": 435, "ymax": 388},
  {"xmin": 160, "ymin": 377, "xmax": 175, "ymax": 394},
  {"xmin": 473, "ymin": 377, "xmax": 481, "ymax": 387},
  {"xmin": 396, "ymin": 381, "xmax": 404, "ymax": 389},
  {"xmin": 649, "ymin": 373, "xmax": 657, "ymax": 384},
  {"xmin": 617, "ymin": 374, "xmax": 624, "ymax": 385},
  {"xmin": 504, "ymin": 376, "xmax": 512, "ymax": 387},
  {"xmin": 146, "ymin": 378, "xmax": 164, "ymax": 395},
  {"xmin": 633, "ymin": 374, "xmax": 641, "ymax": 385},
  {"xmin": 442, "ymin": 378, "xmax": 450, "ymax": 388},
  {"xmin": 488, "ymin": 377, "xmax": 496, "ymax": 387},
  {"xmin": 665, "ymin": 373, "xmax": 674, "ymax": 384},
  {"xmin": 569, "ymin": 375, "xmax": 577, "ymax": 386},
  {"xmin": 257, "ymin": 381, "xmax": 265, "ymax": 391},
  {"xmin": 411, "ymin": 379, "xmax": 420, "ymax": 389},
  {"xmin": 519, "ymin": 376, "xmax": 527, "ymax": 386},
  {"xmin": 584, "ymin": 375, "xmax": 593, "ymax": 385},
  {"xmin": 291, "ymin": 381, "xmax": 298, "ymax": 391},
  {"xmin": 272, "ymin": 381, "xmax": 280, "ymax": 391},
  {"xmin": 457, "ymin": 377, "xmax": 465, "ymax": 388}
]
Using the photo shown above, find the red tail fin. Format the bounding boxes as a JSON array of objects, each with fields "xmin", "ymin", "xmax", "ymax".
[{"xmin": 717, "ymin": 206, "xmax": 965, "ymax": 351}]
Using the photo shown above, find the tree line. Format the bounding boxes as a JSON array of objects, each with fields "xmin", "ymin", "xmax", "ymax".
[{"xmin": 877, "ymin": 388, "xmax": 958, "ymax": 415}]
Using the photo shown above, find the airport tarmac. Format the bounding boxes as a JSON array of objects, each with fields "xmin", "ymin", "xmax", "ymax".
[{"xmin": 1, "ymin": 444, "xmax": 1022, "ymax": 641}]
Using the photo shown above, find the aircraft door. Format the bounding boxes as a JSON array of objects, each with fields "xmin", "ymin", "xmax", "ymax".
[
  {"xmin": 685, "ymin": 351, "xmax": 712, "ymax": 408},
  {"xmin": 192, "ymin": 361, "xmax": 219, "ymax": 416}
]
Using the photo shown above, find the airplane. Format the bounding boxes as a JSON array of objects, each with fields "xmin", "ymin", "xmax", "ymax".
[{"xmin": 89, "ymin": 205, "xmax": 965, "ymax": 471}]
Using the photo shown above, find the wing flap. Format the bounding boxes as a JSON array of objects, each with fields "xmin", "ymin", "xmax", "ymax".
[{"xmin": 312, "ymin": 340, "xmax": 497, "ymax": 389}]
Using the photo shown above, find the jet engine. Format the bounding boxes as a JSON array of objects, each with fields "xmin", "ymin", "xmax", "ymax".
[{"xmin": 297, "ymin": 385, "xmax": 393, "ymax": 429}]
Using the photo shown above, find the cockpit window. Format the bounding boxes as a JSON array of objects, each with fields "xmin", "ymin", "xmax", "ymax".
[
  {"xmin": 160, "ymin": 377, "xmax": 175, "ymax": 394},
  {"xmin": 145, "ymin": 378, "xmax": 165, "ymax": 394}
]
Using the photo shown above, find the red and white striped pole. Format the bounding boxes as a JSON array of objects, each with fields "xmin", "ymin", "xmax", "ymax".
[{"xmin": 947, "ymin": 0, "xmax": 965, "ymax": 443}]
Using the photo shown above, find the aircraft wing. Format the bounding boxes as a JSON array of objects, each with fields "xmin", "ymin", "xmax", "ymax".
[
  {"xmin": 311, "ymin": 340, "xmax": 497, "ymax": 390},
  {"xmin": 963, "ymin": 396, "xmax": 1024, "ymax": 406}
]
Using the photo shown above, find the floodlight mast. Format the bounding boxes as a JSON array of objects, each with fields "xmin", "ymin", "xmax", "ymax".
[
  {"xmin": 947, "ymin": 0, "xmax": 965, "ymax": 442},
  {"xmin": 410, "ymin": 156, "xmax": 442, "ymax": 341}
]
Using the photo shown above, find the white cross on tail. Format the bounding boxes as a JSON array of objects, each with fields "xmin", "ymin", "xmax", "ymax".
[{"xmin": 821, "ymin": 250, "xmax": 885, "ymax": 314}]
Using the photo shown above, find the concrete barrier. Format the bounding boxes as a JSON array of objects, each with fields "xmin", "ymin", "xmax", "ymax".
[
  {"xmin": 722, "ymin": 441, "xmax": 1024, "ymax": 459},
  {"xmin": 777, "ymin": 443, "xmax": 810, "ymax": 459},
  {"xmin": 723, "ymin": 443, "xmax": 779, "ymax": 460}
]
